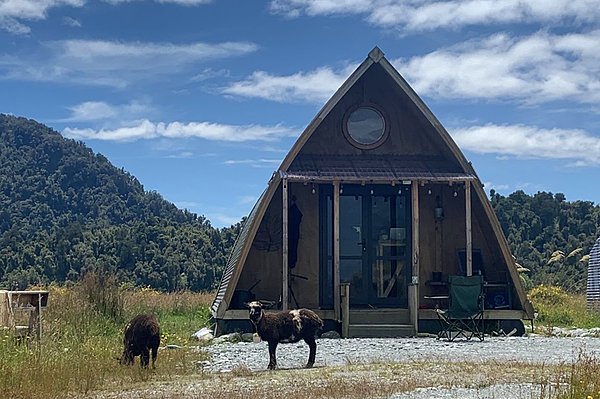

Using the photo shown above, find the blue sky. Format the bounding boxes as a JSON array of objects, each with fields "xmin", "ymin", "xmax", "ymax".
[{"xmin": 1, "ymin": 0, "xmax": 599, "ymax": 227}]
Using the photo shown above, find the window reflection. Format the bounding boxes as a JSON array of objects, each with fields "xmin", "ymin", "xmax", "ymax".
[{"xmin": 346, "ymin": 107, "xmax": 385, "ymax": 145}]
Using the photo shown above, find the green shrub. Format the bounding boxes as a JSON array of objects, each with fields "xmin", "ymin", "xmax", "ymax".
[{"xmin": 529, "ymin": 285, "xmax": 600, "ymax": 329}]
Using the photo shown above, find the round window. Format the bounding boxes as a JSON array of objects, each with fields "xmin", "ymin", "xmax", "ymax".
[{"xmin": 345, "ymin": 106, "xmax": 386, "ymax": 148}]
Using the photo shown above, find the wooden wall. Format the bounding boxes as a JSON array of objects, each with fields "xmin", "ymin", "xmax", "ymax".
[
  {"xmin": 234, "ymin": 183, "xmax": 320, "ymax": 308},
  {"xmin": 418, "ymin": 183, "xmax": 511, "ymax": 299},
  {"xmin": 288, "ymin": 182, "xmax": 320, "ymax": 308},
  {"xmin": 237, "ymin": 185, "xmax": 283, "ymax": 303}
]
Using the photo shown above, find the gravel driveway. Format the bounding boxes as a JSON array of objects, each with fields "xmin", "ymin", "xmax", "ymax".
[
  {"xmin": 198, "ymin": 335, "xmax": 600, "ymax": 398},
  {"xmin": 204, "ymin": 335, "xmax": 600, "ymax": 372}
]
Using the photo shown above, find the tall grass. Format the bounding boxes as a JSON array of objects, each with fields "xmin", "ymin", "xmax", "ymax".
[
  {"xmin": 0, "ymin": 275, "xmax": 213, "ymax": 398},
  {"xmin": 529, "ymin": 285, "xmax": 600, "ymax": 329},
  {"xmin": 537, "ymin": 350, "xmax": 600, "ymax": 399}
]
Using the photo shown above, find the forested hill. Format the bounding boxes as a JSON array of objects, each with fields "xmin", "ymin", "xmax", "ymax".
[
  {"xmin": 490, "ymin": 189, "xmax": 600, "ymax": 292},
  {"xmin": 0, "ymin": 114, "xmax": 240, "ymax": 290},
  {"xmin": 1, "ymin": 115, "xmax": 598, "ymax": 293}
]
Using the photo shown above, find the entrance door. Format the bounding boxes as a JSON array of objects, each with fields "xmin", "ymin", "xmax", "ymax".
[
  {"xmin": 339, "ymin": 190, "xmax": 367, "ymax": 304},
  {"xmin": 320, "ymin": 184, "xmax": 411, "ymax": 308},
  {"xmin": 368, "ymin": 187, "xmax": 410, "ymax": 307}
]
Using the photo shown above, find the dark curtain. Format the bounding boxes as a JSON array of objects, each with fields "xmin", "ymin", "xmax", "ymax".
[{"xmin": 288, "ymin": 203, "xmax": 303, "ymax": 268}]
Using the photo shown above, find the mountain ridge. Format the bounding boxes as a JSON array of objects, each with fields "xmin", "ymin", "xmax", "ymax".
[{"xmin": 0, "ymin": 114, "xmax": 240, "ymax": 290}]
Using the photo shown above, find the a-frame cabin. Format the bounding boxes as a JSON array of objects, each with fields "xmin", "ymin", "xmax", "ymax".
[{"xmin": 211, "ymin": 47, "xmax": 535, "ymax": 337}]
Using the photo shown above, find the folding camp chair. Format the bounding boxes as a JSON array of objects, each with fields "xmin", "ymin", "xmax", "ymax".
[{"xmin": 436, "ymin": 275, "xmax": 485, "ymax": 341}]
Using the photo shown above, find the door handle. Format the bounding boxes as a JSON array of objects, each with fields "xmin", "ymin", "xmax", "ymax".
[{"xmin": 358, "ymin": 240, "xmax": 367, "ymax": 252}]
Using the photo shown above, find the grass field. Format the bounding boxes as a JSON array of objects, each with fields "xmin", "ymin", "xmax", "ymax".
[
  {"xmin": 0, "ymin": 272, "xmax": 213, "ymax": 398},
  {"xmin": 1, "ymin": 278, "xmax": 600, "ymax": 398}
]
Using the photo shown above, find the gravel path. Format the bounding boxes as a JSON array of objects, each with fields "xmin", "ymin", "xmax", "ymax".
[
  {"xmin": 199, "ymin": 335, "xmax": 599, "ymax": 398},
  {"xmin": 204, "ymin": 335, "xmax": 600, "ymax": 372}
]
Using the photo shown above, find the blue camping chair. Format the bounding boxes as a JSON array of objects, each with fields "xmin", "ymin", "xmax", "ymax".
[{"xmin": 436, "ymin": 275, "xmax": 485, "ymax": 341}]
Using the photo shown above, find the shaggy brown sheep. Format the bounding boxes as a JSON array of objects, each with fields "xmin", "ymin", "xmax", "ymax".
[
  {"xmin": 119, "ymin": 314, "xmax": 160, "ymax": 368},
  {"xmin": 247, "ymin": 301, "xmax": 323, "ymax": 370}
]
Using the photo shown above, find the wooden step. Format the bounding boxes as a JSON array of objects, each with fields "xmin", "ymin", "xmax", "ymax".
[
  {"xmin": 347, "ymin": 323, "xmax": 415, "ymax": 338},
  {"xmin": 349, "ymin": 309, "xmax": 410, "ymax": 325}
]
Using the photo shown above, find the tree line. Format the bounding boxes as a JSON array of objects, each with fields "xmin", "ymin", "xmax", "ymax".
[
  {"xmin": 1, "ymin": 114, "xmax": 598, "ymax": 292},
  {"xmin": 490, "ymin": 189, "xmax": 599, "ymax": 292}
]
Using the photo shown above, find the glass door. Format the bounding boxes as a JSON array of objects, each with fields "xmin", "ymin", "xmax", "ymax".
[
  {"xmin": 369, "ymin": 187, "xmax": 410, "ymax": 307},
  {"xmin": 320, "ymin": 184, "xmax": 411, "ymax": 308},
  {"xmin": 339, "ymin": 188, "xmax": 368, "ymax": 305}
]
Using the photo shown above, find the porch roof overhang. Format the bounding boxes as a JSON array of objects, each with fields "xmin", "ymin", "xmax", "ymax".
[{"xmin": 281, "ymin": 154, "xmax": 477, "ymax": 183}]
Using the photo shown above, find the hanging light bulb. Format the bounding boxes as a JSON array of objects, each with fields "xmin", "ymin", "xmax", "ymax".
[
  {"xmin": 370, "ymin": 188, "xmax": 374, "ymax": 195},
  {"xmin": 453, "ymin": 190, "xmax": 458, "ymax": 197},
  {"xmin": 428, "ymin": 189, "xmax": 432, "ymax": 195},
  {"xmin": 339, "ymin": 184, "xmax": 343, "ymax": 194},
  {"xmin": 311, "ymin": 183, "xmax": 316, "ymax": 194}
]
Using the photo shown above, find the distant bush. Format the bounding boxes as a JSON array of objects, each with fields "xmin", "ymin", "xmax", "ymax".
[{"xmin": 529, "ymin": 285, "xmax": 570, "ymax": 305}]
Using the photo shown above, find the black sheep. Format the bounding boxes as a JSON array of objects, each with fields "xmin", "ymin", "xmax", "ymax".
[
  {"xmin": 247, "ymin": 301, "xmax": 323, "ymax": 370},
  {"xmin": 119, "ymin": 314, "xmax": 160, "ymax": 368}
]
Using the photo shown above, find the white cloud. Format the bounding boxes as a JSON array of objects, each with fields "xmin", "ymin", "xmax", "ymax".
[
  {"xmin": 0, "ymin": 0, "xmax": 210, "ymax": 34},
  {"xmin": 270, "ymin": 0, "xmax": 372, "ymax": 17},
  {"xmin": 165, "ymin": 151, "xmax": 194, "ymax": 158},
  {"xmin": 62, "ymin": 119, "xmax": 297, "ymax": 142},
  {"xmin": 67, "ymin": 101, "xmax": 118, "ymax": 121},
  {"xmin": 190, "ymin": 68, "xmax": 230, "ymax": 82},
  {"xmin": 270, "ymin": 0, "xmax": 600, "ymax": 32},
  {"xmin": 173, "ymin": 200, "xmax": 202, "ymax": 209},
  {"xmin": 452, "ymin": 124, "xmax": 600, "ymax": 166},
  {"xmin": 223, "ymin": 159, "xmax": 282, "ymax": 167},
  {"xmin": 223, "ymin": 65, "xmax": 356, "ymax": 103},
  {"xmin": 208, "ymin": 211, "xmax": 245, "ymax": 227},
  {"xmin": 0, "ymin": 40, "xmax": 258, "ymax": 87},
  {"xmin": 0, "ymin": 0, "xmax": 84, "ymax": 19},
  {"xmin": 223, "ymin": 30, "xmax": 600, "ymax": 105},
  {"xmin": 0, "ymin": 0, "xmax": 83, "ymax": 34},
  {"xmin": 63, "ymin": 100, "xmax": 152, "ymax": 122},
  {"xmin": 393, "ymin": 30, "xmax": 600, "ymax": 104},
  {"xmin": 104, "ymin": 0, "xmax": 210, "ymax": 4},
  {"xmin": 62, "ymin": 16, "xmax": 81, "ymax": 27},
  {"xmin": 483, "ymin": 181, "xmax": 510, "ymax": 192},
  {"xmin": 0, "ymin": 16, "xmax": 31, "ymax": 34}
]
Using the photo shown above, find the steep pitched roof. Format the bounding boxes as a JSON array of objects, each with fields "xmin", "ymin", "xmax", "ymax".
[{"xmin": 211, "ymin": 47, "xmax": 534, "ymax": 318}]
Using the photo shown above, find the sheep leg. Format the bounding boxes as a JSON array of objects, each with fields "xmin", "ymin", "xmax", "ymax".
[
  {"xmin": 151, "ymin": 346, "xmax": 158, "ymax": 369},
  {"xmin": 267, "ymin": 340, "xmax": 278, "ymax": 370},
  {"xmin": 141, "ymin": 349, "xmax": 150, "ymax": 368},
  {"xmin": 304, "ymin": 337, "xmax": 317, "ymax": 368}
]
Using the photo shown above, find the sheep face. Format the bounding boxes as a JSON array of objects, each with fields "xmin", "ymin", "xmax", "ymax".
[{"xmin": 247, "ymin": 301, "xmax": 264, "ymax": 324}]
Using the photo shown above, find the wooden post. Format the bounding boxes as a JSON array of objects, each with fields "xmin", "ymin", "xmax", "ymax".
[
  {"xmin": 282, "ymin": 178, "xmax": 289, "ymax": 310},
  {"xmin": 410, "ymin": 182, "xmax": 420, "ymax": 333},
  {"xmin": 38, "ymin": 293, "xmax": 42, "ymax": 340},
  {"xmin": 340, "ymin": 283, "xmax": 350, "ymax": 338},
  {"xmin": 465, "ymin": 180, "xmax": 472, "ymax": 277},
  {"xmin": 333, "ymin": 181, "xmax": 341, "ymax": 321}
]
